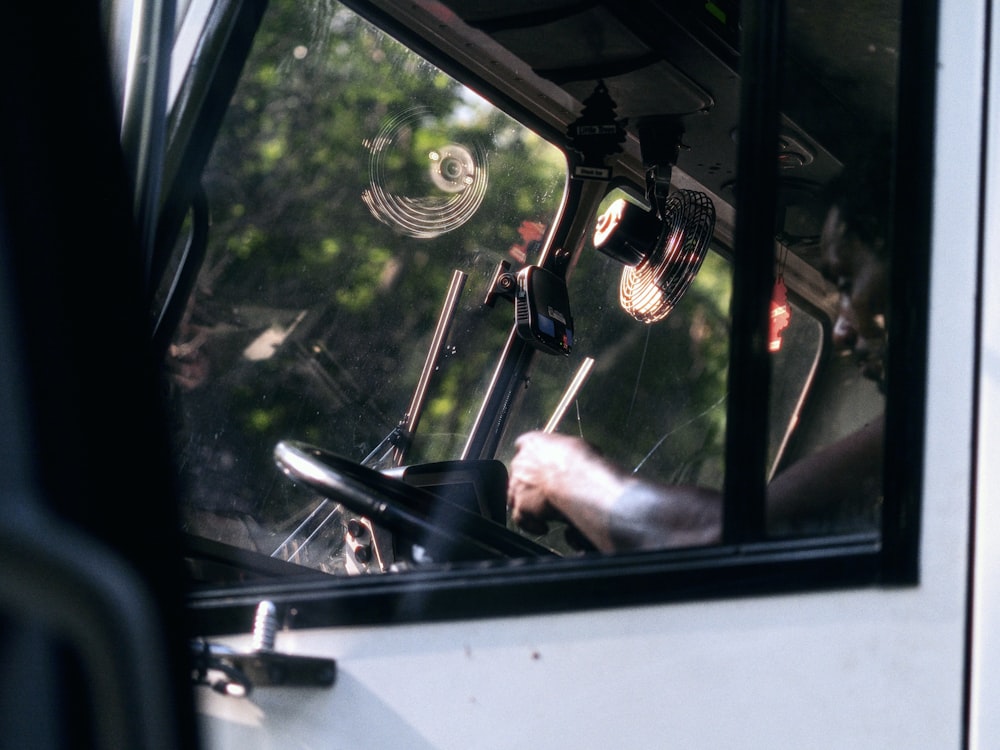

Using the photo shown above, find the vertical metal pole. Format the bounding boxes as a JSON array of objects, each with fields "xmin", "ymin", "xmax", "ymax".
[
  {"xmin": 880, "ymin": 0, "xmax": 938, "ymax": 582},
  {"xmin": 118, "ymin": 0, "xmax": 176, "ymax": 298},
  {"xmin": 722, "ymin": 0, "xmax": 783, "ymax": 543}
]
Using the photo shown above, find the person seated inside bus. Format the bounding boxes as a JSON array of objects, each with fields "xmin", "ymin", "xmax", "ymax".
[{"xmin": 506, "ymin": 167, "xmax": 889, "ymax": 552}]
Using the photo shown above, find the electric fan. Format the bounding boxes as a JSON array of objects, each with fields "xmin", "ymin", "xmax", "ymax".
[{"xmin": 594, "ymin": 190, "xmax": 716, "ymax": 323}]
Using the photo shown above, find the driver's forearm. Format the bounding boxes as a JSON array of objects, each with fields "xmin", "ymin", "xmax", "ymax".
[
  {"xmin": 607, "ymin": 480, "xmax": 722, "ymax": 551},
  {"xmin": 544, "ymin": 454, "xmax": 628, "ymax": 552},
  {"xmin": 766, "ymin": 414, "xmax": 884, "ymax": 531},
  {"xmin": 546, "ymin": 461, "xmax": 722, "ymax": 553}
]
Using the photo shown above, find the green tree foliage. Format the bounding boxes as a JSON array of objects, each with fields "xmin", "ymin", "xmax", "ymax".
[
  {"xmin": 167, "ymin": 0, "xmax": 567, "ymax": 543},
  {"xmin": 166, "ymin": 0, "xmax": 768, "ymax": 563}
]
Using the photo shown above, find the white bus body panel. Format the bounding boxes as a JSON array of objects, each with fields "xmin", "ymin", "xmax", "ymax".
[
  {"xmin": 195, "ymin": 0, "xmax": 991, "ymax": 746},
  {"xmin": 969, "ymin": 0, "xmax": 1000, "ymax": 744}
]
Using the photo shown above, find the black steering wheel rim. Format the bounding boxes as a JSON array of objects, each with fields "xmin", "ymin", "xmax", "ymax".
[{"xmin": 274, "ymin": 440, "xmax": 554, "ymax": 560}]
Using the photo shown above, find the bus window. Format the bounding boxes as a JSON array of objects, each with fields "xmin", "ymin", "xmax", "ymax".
[
  {"xmin": 162, "ymin": 0, "xmax": 924, "ymax": 617},
  {"xmin": 164, "ymin": 2, "xmax": 567, "ymax": 572}
]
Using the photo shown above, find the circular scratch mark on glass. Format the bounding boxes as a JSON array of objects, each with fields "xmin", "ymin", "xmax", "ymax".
[{"xmin": 362, "ymin": 108, "xmax": 489, "ymax": 238}]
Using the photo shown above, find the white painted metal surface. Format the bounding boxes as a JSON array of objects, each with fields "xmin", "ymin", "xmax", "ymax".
[
  {"xmin": 969, "ymin": 0, "xmax": 1000, "ymax": 745},
  {"xmin": 194, "ymin": 0, "xmax": 991, "ymax": 746}
]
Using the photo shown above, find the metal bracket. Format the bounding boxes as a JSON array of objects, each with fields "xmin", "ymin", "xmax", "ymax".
[
  {"xmin": 483, "ymin": 260, "xmax": 516, "ymax": 307},
  {"xmin": 192, "ymin": 601, "xmax": 336, "ymax": 696}
]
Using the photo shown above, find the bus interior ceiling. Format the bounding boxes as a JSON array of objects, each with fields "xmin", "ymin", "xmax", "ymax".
[{"xmin": 363, "ymin": 0, "xmax": 900, "ymax": 262}]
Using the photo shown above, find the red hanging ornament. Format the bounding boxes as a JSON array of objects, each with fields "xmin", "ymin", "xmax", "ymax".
[
  {"xmin": 769, "ymin": 275, "xmax": 790, "ymax": 352},
  {"xmin": 508, "ymin": 220, "xmax": 546, "ymax": 263}
]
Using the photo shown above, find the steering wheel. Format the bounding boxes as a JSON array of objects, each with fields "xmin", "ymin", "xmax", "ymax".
[{"xmin": 274, "ymin": 440, "xmax": 555, "ymax": 561}]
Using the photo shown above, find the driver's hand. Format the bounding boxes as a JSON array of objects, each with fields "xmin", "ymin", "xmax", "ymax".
[{"xmin": 507, "ymin": 431, "xmax": 594, "ymax": 534}]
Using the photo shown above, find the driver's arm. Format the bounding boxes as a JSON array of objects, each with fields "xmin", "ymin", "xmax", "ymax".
[
  {"xmin": 507, "ymin": 415, "xmax": 884, "ymax": 552},
  {"xmin": 506, "ymin": 431, "xmax": 721, "ymax": 552},
  {"xmin": 765, "ymin": 413, "xmax": 884, "ymax": 534}
]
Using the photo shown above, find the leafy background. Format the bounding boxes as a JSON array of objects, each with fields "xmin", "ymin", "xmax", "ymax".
[{"xmin": 165, "ymin": 0, "xmax": 817, "ymax": 565}]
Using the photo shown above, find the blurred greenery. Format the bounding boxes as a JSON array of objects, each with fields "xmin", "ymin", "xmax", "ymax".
[
  {"xmin": 165, "ymin": 0, "xmax": 815, "ymax": 562},
  {"xmin": 166, "ymin": 0, "xmax": 567, "ymax": 548},
  {"xmin": 496, "ymin": 190, "xmax": 820, "ymax": 498},
  {"xmin": 497, "ymin": 239, "xmax": 733, "ymax": 492}
]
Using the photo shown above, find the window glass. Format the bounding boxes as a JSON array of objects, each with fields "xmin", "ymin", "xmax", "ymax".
[
  {"xmin": 496, "ymin": 191, "xmax": 823, "ymax": 553},
  {"xmin": 164, "ymin": 0, "xmax": 906, "ymax": 586},
  {"xmin": 165, "ymin": 0, "xmax": 567, "ymax": 565},
  {"xmin": 760, "ymin": 0, "xmax": 898, "ymax": 537}
]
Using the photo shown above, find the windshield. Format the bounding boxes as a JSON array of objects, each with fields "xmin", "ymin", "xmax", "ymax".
[
  {"xmin": 165, "ymin": 0, "xmax": 566, "ymax": 565},
  {"xmin": 166, "ymin": 0, "xmax": 826, "ymax": 574},
  {"xmin": 495, "ymin": 192, "xmax": 822, "ymax": 552}
]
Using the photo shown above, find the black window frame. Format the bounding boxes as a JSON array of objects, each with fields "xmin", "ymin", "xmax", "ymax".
[{"xmin": 177, "ymin": 0, "xmax": 935, "ymax": 636}]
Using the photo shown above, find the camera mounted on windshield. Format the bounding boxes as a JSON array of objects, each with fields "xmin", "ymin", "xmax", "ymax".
[{"xmin": 485, "ymin": 261, "xmax": 574, "ymax": 356}]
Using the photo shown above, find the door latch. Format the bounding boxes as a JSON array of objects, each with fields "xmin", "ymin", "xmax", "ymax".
[{"xmin": 192, "ymin": 601, "xmax": 336, "ymax": 696}]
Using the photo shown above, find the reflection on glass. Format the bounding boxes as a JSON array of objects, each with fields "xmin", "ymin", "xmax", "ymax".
[
  {"xmin": 165, "ymin": 1, "xmax": 566, "ymax": 572},
  {"xmin": 762, "ymin": 0, "xmax": 898, "ymax": 537},
  {"xmin": 361, "ymin": 106, "xmax": 490, "ymax": 238},
  {"xmin": 498, "ymin": 189, "xmax": 822, "ymax": 553},
  {"xmin": 166, "ymin": 0, "xmax": 903, "ymax": 576}
]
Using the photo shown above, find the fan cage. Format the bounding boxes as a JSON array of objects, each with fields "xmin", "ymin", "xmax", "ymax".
[{"xmin": 619, "ymin": 189, "xmax": 716, "ymax": 323}]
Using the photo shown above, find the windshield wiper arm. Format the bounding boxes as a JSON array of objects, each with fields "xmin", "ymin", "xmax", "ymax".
[
  {"xmin": 363, "ymin": 269, "xmax": 467, "ymax": 468},
  {"xmin": 543, "ymin": 356, "xmax": 595, "ymax": 434}
]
